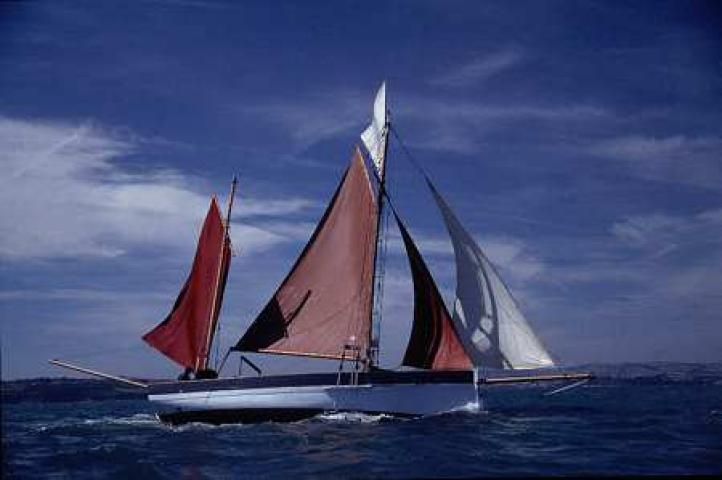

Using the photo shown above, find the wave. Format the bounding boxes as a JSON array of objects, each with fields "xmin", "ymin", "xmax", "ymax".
[
  {"xmin": 314, "ymin": 411, "xmax": 398, "ymax": 423},
  {"xmin": 34, "ymin": 413, "xmax": 160, "ymax": 432}
]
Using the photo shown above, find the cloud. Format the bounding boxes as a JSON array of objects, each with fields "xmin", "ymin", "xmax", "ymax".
[
  {"xmin": 235, "ymin": 198, "xmax": 316, "ymax": 217},
  {"xmin": 238, "ymin": 83, "xmax": 608, "ymax": 157},
  {"xmin": 0, "ymin": 116, "xmax": 315, "ymax": 260},
  {"xmin": 0, "ymin": 288, "xmax": 168, "ymax": 302},
  {"xmin": 429, "ymin": 48, "xmax": 524, "ymax": 88},
  {"xmin": 611, "ymin": 208, "xmax": 722, "ymax": 257},
  {"xmin": 397, "ymin": 98, "xmax": 608, "ymax": 154},
  {"xmin": 492, "ymin": 205, "xmax": 722, "ymax": 364},
  {"xmin": 386, "ymin": 228, "xmax": 546, "ymax": 285},
  {"xmin": 241, "ymin": 89, "xmax": 370, "ymax": 150},
  {"xmin": 229, "ymin": 220, "xmax": 316, "ymax": 255},
  {"xmin": 587, "ymin": 135, "xmax": 722, "ymax": 189},
  {"xmin": 545, "ymin": 207, "xmax": 722, "ymax": 315}
]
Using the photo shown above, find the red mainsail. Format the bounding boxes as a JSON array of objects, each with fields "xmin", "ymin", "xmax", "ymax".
[
  {"xmin": 143, "ymin": 198, "xmax": 231, "ymax": 370},
  {"xmin": 234, "ymin": 148, "xmax": 377, "ymax": 359},
  {"xmin": 395, "ymin": 213, "xmax": 472, "ymax": 370}
]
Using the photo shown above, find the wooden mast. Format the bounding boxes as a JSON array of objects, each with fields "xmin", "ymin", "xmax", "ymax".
[
  {"xmin": 368, "ymin": 101, "xmax": 390, "ymax": 369},
  {"xmin": 198, "ymin": 176, "xmax": 237, "ymax": 372}
]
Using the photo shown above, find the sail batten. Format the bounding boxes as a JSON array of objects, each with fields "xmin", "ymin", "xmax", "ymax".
[
  {"xmin": 234, "ymin": 149, "xmax": 377, "ymax": 359},
  {"xmin": 427, "ymin": 179, "xmax": 555, "ymax": 370}
]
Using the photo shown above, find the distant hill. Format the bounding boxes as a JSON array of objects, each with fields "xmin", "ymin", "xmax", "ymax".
[{"xmin": 1, "ymin": 377, "xmax": 147, "ymax": 404}]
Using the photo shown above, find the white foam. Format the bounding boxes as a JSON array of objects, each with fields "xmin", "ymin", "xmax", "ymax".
[
  {"xmin": 315, "ymin": 411, "xmax": 396, "ymax": 423},
  {"xmin": 450, "ymin": 401, "xmax": 486, "ymax": 413},
  {"xmin": 81, "ymin": 413, "xmax": 159, "ymax": 426},
  {"xmin": 35, "ymin": 413, "xmax": 160, "ymax": 431}
]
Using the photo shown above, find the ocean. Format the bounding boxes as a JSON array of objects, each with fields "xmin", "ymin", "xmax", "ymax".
[{"xmin": 3, "ymin": 363, "xmax": 721, "ymax": 478}]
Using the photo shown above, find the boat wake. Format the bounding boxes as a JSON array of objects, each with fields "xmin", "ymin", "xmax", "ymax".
[
  {"xmin": 314, "ymin": 411, "xmax": 399, "ymax": 423},
  {"xmin": 449, "ymin": 401, "xmax": 482, "ymax": 412},
  {"xmin": 35, "ymin": 413, "xmax": 160, "ymax": 432},
  {"xmin": 421, "ymin": 401, "xmax": 489, "ymax": 419},
  {"xmin": 81, "ymin": 413, "xmax": 159, "ymax": 426}
]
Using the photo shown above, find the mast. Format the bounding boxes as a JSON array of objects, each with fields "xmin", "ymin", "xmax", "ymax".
[
  {"xmin": 367, "ymin": 88, "xmax": 390, "ymax": 369},
  {"xmin": 198, "ymin": 176, "xmax": 237, "ymax": 371}
]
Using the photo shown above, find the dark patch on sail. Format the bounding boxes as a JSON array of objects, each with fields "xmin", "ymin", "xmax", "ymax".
[
  {"xmin": 233, "ymin": 150, "xmax": 377, "ymax": 357},
  {"xmin": 235, "ymin": 290, "xmax": 311, "ymax": 350},
  {"xmin": 395, "ymin": 214, "xmax": 472, "ymax": 370},
  {"xmin": 234, "ymin": 297, "xmax": 288, "ymax": 351}
]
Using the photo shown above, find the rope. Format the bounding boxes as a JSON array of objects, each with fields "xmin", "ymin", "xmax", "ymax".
[
  {"xmin": 390, "ymin": 125, "xmax": 430, "ymax": 180},
  {"xmin": 390, "ymin": 124, "xmax": 617, "ymax": 239}
]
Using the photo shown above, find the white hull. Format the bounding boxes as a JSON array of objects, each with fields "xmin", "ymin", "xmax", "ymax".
[{"xmin": 149, "ymin": 383, "xmax": 478, "ymax": 423}]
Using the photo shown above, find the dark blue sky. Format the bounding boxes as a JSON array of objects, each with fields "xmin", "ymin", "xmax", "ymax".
[{"xmin": 1, "ymin": 0, "xmax": 721, "ymax": 379}]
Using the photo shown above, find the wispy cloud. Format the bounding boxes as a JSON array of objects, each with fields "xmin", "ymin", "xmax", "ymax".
[
  {"xmin": 0, "ymin": 288, "xmax": 168, "ymax": 302},
  {"xmin": 550, "ymin": 207, "xmax": 721, "ymax": 303},
  {"xmin": 397, "ymin": 98, "xmax": 608, "ymax": 154},
  {"xmin": 229, "ymin": 220, "xmax": 316, "ymax": 255},
  {"xmin": 611, "ymin": 208, "xmax": 722, "ymax": 254},
  {"xmin": 430, "ymin": 48, "xmax": 524, "ymax": 88},
  {"xmin": 587, "ymin": 135, "xmax": 722, "ymax": 190},
  {"xmin": 240, "ymin": 89, "xmax": 370, "ymax": 150},
  {"xmin": 386, "ymin": 228, "xmax": 546, "ymax": 285},
  {"xmin": 0, "ymin": 116, "xmax": 316, "ymax": 260},
  {"xmin": 235, "ymin": 198, "xmax": 317, "ymax": 217}
]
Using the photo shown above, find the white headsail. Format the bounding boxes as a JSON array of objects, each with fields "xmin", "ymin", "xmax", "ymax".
[
  {"xmin": 428, "ymin": 180, "xmax": 555, "ymax": 370},
  {"xmin": 361, "ymin": 82, "xmax": 388, "ymax": 180}
]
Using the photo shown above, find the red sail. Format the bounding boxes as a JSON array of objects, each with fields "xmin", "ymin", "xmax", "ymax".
[
  {"xmin": 234, "ymin": 148, "xmax": 377, "ymax": 359},
  {"xmin": 395, "ymin": 213, "xmax": 472, "ymax": 370},
  {"xmin": 143, "ymin": 198, "xmax": 230, "ymax": 370}
]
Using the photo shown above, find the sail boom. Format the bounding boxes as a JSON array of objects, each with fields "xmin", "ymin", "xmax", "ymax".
[{"xmin": 258, "ymin": 349, "xmax": 347, "ymax": 361}]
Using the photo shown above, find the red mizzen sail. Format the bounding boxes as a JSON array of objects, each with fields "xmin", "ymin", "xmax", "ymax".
[
  {"xmin": 143, "ymin": 198, "xmax": 231, "ymax": 370},
  {"xmin": 395, "ymin": 213, "xmax": 472, "ymax": 370},
  {"xmin": 234, "ymin": 148, "xmax": 377, "ymax": 359}
]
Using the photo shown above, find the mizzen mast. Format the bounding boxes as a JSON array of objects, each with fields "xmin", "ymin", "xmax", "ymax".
[{"xmin": 197, "ymin": 176, "xmax": 237, "ymax": 372}]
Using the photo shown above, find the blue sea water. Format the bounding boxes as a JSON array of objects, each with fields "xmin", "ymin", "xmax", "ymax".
[{"xmin": 3, "ymin": 363, "xmax": 722, "ymax": 479}]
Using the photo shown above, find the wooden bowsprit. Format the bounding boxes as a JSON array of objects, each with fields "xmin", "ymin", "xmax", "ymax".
[
  {"xmin": 478, "ymin": 371, "xmax": 595, "ymax": 403},
  {"xmin": 473, "ymin": 372, "xmax": 594, "ymax": 406},
  {"xmin": 48, "ymin": 359, "xmax": 148, "ymax": 389},
  {"xmin": 479, "ymin": 372, "xmax": 594, "ymax": 385}
]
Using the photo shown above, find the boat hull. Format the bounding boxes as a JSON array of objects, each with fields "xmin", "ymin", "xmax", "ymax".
[{"xmin": 148, "ymin": 371, "xmax": 477, "ymax": 425}]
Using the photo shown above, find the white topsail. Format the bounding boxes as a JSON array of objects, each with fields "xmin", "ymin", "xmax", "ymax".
[
  {"xmin": 361, "ymin": 82, "xmax": 388, "ymax": 180},
  {"xmin": 428, "ymin": 181, "xmax": 555, "ymax": 370}
]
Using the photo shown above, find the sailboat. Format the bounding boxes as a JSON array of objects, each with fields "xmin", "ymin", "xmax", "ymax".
[{"xmin": 50, "ymin": 83, "xmax": 592, "ymax": 425}]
